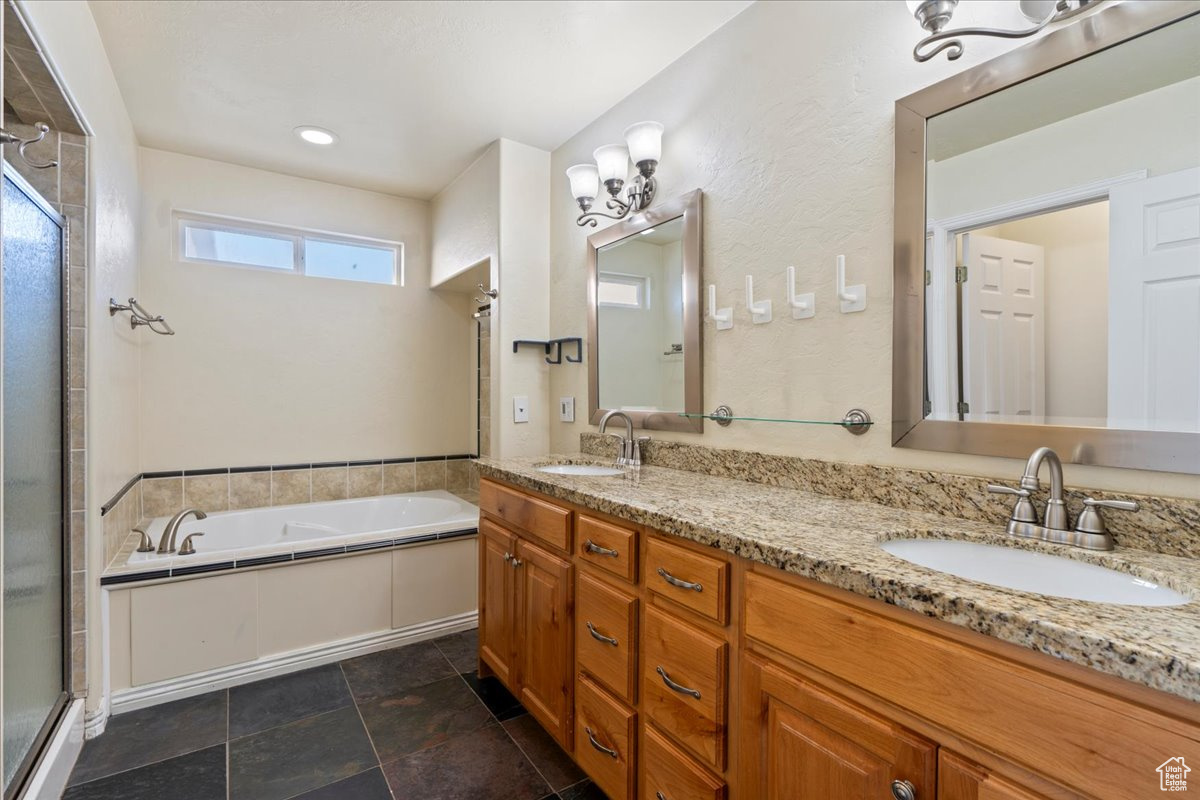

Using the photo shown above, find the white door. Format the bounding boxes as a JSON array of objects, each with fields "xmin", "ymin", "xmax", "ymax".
[
  {"xmin": 961, "ymin": 233, "xmax": 1046, "ymax": 420},
  {"xmin": 1108, "ymin": 167, "xmax": 1200, "ymax": 431}
]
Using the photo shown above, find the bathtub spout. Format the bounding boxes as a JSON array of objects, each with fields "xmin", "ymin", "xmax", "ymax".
[{"xmin": 158, "ymin": 508, "xmax": 208, "ymax": 554}]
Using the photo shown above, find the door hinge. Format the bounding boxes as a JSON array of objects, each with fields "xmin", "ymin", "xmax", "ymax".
[
  {"xmin": 955, "ymin": 265, "xmax": 968, "ymax": 283},
  {"xmin": 923, "ymin": 400, "xmax": 932, "ymax": 415},
  {"xmin": 924, "ymin": 270, "xmax": 932, "ymax": 287},
  {"xmin": 957, "ymin": 401, "xmax": 970, "ymax": 414}
]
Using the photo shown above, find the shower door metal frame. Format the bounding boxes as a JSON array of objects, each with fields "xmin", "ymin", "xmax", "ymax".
[{"xmin": 1, "ymin": 161, "xmax": 72, "ymax": 800}]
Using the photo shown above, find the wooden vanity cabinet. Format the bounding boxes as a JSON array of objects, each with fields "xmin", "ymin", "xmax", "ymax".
[
  {"xmin": 938, "ymin": 751, "xmax": 1056, "ymax": 800},
  {"xmin": 515, "ymin": 536, "xmax": 574, "ymax": 747},
  {"xmin": 478, "ymin": 519, "xmax": 517, "ymax": 686}
]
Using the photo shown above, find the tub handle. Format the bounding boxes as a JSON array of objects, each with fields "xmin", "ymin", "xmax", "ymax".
[
  {"xmin": 178, "ymin": 532, "xmax": 204, "ymax": 556},
  {"xmin": 133, "ymin": 525, "xmax": 155, "ymax": 553}
]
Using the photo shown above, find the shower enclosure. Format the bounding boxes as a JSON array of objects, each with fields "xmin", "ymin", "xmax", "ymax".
[{"xmin": 1, "ymin": 164, "xmax": 70, "ymax": 797}]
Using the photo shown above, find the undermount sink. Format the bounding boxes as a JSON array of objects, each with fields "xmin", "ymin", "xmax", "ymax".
[
  {"xmin": 880, "ymin": 538, "xmax": 1189, "ymax": 607},
  {"xmin": 536, "ymin": 464, "xmax": 624, "ymax": 477}
]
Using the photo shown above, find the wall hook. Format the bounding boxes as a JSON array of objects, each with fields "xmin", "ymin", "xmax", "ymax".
[
  {"xmin": 706, "ymin": 284, "xmax": 733, "ymax": 330},
  {"xmin": 745, "ymin": 275, "xmax": 772, "ymax": 324},
  {"xmin": 0, "ymin": 122, "xmax": 59, "ymax": 169},
  {"xmin": 786, "ymin": 266, "xmax": 815, "ymax": 320},
  {"xmin": 836, "ymin": 254, "xmax": 866, "ymax": 313}
]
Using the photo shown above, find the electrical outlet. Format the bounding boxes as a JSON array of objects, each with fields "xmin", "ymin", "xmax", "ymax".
[
  {"xmin": 513, "ymin": 395, "xmax": 530, "ymax": 423},
  {"xmin": 559, "ymin": 396, "xmax": 575, "ymax": 423}
]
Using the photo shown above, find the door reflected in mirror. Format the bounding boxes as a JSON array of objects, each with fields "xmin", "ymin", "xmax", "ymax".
[
  {"xmin": 595, "ymin": 216, "xmax": 685, "ymax": 414},
  {"xmin": 923, "ymin": 13, "xmax": 1200, "ymax": 434}
]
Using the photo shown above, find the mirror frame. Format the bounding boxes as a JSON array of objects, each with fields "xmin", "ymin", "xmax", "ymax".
[
  {"xmin": 587, "ymin": 188, "xmax": 703, "ymax": 432},
  {"xmin": 893, "ymin": 2, "xmax": 1200, "ymax": 475}
]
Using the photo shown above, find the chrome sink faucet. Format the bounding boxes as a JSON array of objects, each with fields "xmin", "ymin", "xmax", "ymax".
[
  {"xmin": 598, "ymin": 409, "xmax": 649, "ymax": 467},
  {"xmin": 988, "ymin": 447, "xmax": 1138, "ymax": 551},
  {"xmin": 158, "ymin": 508, "xmax": 207, "ymax": 554}
]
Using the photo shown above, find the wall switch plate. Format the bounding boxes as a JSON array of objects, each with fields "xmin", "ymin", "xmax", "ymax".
[
  {"xmin": 513, "ymin": 395, "xmax": 530, "ymax": 424},
  {"xmin": 559, "ymin": 396, "xmax": 575, "ymax": 423}
]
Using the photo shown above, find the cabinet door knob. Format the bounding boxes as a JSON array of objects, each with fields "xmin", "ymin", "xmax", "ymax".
[
  {"xmin": 891, "ymin": 779, "xmax": 917, "ymax": 800},
  {"xmin": 586, "ymin": 621, "xmax": 619, "ymax": 647},
  {"xmin": 510, "ymin": 557, "xmax": 523, "ymax": 568},
  {"xmin": 584, "ymin": 539, "xmax": 619, "ymax": 558},
  {"xmin": 657, "ymin": 567, "xmax": 702, "ymax": 592},
  {"xmin": 584, "ymin": 726, "xmax": 618, "ymax": 759},
  {"xmin": 502, "ymin": 552, "xmax": 512, "ymax": 563}
]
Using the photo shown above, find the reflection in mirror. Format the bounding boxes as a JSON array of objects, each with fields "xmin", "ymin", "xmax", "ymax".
[
  {"xmin": 923, "ymin": 14, "xmax": 1200, "ymax": 434},
  {"xmin": 596, "ymin": 216, "xmax": 685, "ymax": 414}
]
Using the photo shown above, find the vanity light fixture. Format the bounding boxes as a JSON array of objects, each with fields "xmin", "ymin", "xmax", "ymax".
[
  {"xmin": 294, "ymin": 125, "xmax": 338, "ymax": 146},
  {"xmin": 906, "ymin": 0, "xmax": 1105, "ymax": 62},
  {"xmin": 566, "ymin": 121, "xmax": 664, "ymax": 227}
]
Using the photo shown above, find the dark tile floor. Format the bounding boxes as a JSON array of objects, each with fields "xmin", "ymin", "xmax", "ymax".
[{"xmin": 63, "ymin": 629, "xmax": 608, "ymax": 800}]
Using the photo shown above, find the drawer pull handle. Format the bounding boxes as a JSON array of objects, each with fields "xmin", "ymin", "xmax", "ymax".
[
  {"xmin": 657, "ymin": 567, "xmax": 702, "ymax": 592},
  {"xmin": 656, "ymin": 665, "xmax": 701, "ymax": 699},
  {"xmin": 891, "ymin": 779, "xmax": 917, "ymax": 800},
  {"xmin": 656, "ymin": 794, "xmax": 668, "ymax": 800},
  {"xmin": 586, "ymin": 621, "xmax": 618, "ymax": 647},
  {"xmin": 585, "ymin": 726, "xmax": 618, "ymax": 760},
  {"xmin": 584, "ymin": 539, "xmax": 619, "ymax": 558}
]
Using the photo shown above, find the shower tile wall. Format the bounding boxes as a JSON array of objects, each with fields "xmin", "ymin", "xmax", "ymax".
[
  {"xmin": 479, "ymin": 315, "xmax": 490, "ymax": 460},
  {"xmin": 3, "ymin": 1, "xmax": 90, "ymax": 695}
]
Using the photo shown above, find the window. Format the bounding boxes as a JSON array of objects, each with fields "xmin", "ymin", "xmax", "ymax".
[
  {"xmin": 176, "ymin": 212, "xmax": 402, "ymax": 285},
  {"xmin": 597, "ymin": 272, "xmax": 649, "ymax": 309}
]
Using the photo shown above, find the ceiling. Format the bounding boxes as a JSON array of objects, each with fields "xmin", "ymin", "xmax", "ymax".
[{"xmin": 88, "ymin": 0, "xmax": 751, "ymax": 199}]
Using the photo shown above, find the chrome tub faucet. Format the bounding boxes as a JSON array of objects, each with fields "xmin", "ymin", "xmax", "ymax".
[{"xmin": 158, "ymin": 508, "xmax": 207, "ymax": 554}]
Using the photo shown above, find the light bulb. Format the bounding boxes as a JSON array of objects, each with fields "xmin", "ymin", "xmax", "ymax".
[
  {"xmin": 623, "ymin": 121, "xmax": 663, "ymax": 166},
  {"xmin": 593, "ymin": 144, "xmax": 630, "ymax": 185},
  {"xmin": 566, "ymin": 164, "xmax": 599, "ymax": 203}
]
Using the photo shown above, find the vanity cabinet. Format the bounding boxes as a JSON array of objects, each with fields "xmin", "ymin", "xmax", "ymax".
[
  {"xmin": 938, "ymin": 752, "xmax": 1054, "ymax": 800},
  {"xmin": 478, "ymin": 491, "xmax": 575, "ymax": 749}
]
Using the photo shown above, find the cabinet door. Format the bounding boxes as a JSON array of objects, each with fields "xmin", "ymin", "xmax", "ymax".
[
  {"xmin": 516, "ymin": 536, "xmax": 574, "ymax": 749},
  {"xmin": 741, "ymin": 654, "xmax": 936, "ymax": 800},
  {"xmin": 479, "ymin": 519, "xmax": 517, "ymax": 686},
  {"xmin": 939, "ymin": 751, "xmax": 1058, "ymax": 800}
]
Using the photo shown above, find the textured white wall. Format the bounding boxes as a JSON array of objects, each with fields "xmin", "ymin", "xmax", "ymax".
[
  {"xmin": 137, "ymin": 148, "xmax": 472, "ymax": 470},
  {"xmin": 431, "ymin": 144, "xmax": 499, "ymax": 287},
  {"xmin": 20, "ymin": 0, "xmax": 143, "ymax": 714},
  {"xmin": 548, "ymin": 0, "xmax": 1200, "ymax": 499}
]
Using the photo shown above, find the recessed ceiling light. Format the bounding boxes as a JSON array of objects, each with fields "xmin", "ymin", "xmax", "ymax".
[{"xmin": 294, "ymin": 126, "xmax": 337, "ymax": 146}]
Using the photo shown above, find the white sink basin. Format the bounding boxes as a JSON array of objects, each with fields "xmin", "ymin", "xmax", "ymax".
[
  {"xmin": 879, "ymin": 539, "xmax": 1188, "ymax": 607},
  {"xmin": 536, "ymin": 464, "xmax": 624, "ymax": 477}
]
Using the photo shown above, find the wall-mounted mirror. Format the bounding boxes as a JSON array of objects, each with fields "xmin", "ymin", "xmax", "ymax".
[
  {"xmin": 588, "ymin": 189, "xmax": 702, "ymax": 432},
  {"xmin": 894, "ymin": 5, "xmax": 1200, "ymax": 473}
]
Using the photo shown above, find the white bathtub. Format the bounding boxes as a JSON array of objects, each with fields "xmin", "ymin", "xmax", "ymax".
[{"xmin": 125, "ymin": 490, "xmax": 479, "ymax": 567}]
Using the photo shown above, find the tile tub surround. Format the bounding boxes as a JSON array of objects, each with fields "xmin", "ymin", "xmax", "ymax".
[
  {"xmin": 63, "ymin": 632, "xmax": 599, "ymax": 800},
  {"xmin": 477, "ymin": 456, "xmax": 1200, "ymax": 702},
  {"xmin": 580, "ymin": 433, "xmax": 1200, "ymax": 559}
]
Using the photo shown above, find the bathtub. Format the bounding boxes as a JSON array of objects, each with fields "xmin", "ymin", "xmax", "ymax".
[
  {"xmin": 124, "ymin": 490, "xmax": 479, "ymax": 567},
  {"xmin": 102, "ymin": 490, "xmax": 480, "ymax": 715}
]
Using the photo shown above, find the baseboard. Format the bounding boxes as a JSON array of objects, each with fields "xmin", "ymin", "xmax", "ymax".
[
  {"xmin": 109, "ymin": 611, "xmax": 478, "ymax": 716},
  {"xmin": 22, "ymin": 699, "xmax": 84, "ymax": 800}
]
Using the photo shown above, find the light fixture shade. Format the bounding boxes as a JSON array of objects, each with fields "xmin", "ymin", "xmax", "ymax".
[
  {"xmin": 623, "ymin": 121, "xmax": 664, "ymax": 165},
  {"xmin": 1018, "ymin": 0, "xmax": 1056, "ymax": 23},
  {"xmin": 593, "ymin": 144, "xmax": 630, "ymax": 184},
  {"xmin": 566, "ymin": 164, "xmax": 599, "ymax": 201}
]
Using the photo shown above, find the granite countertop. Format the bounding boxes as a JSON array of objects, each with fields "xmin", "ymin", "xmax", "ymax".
[{"xmin": 477, "ymin": 455, "xmax": 1200, "ymax": 702}]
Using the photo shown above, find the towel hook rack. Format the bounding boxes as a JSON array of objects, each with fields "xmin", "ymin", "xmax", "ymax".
[
  {"xmin": 0, "ymin": 123, "xmax": 59, "ymax": 169},
  {"xmin": 109, "ymin": 297, "xmax": 175, "ymax": 336}
]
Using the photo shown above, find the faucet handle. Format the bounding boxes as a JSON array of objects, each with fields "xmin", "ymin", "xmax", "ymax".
[
  {"xmin": 1075, "ymin": 497, "xmax": 1139, "ymax": 535},
  {"xmin": 133, "ymin": 525, "xmax": 156, "ymax": 553},
  {"xmin": 987, "ymin": 483, "xmax": 1037, "ymax": 523},
  {"xmin": 178, "ymin": 532, "xmax": 204, "ymax": 556}
]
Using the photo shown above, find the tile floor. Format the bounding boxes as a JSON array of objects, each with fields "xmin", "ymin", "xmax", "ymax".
[{"xmin": 63, "ymin": 629, "xmax": 607, "ymax": 800}]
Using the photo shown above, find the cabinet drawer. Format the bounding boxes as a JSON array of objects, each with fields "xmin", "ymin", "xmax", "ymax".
[
  {"xmin": 642, "ymin": 723, "xmax": 726, "ymax": 800},
  {"xmin": 577, "ymin": 571, "xmax": 638, "ymax": 705},
  {"xmin": 479, "ymin": 480, "xmax": 571, "ymax": 552},
  {"xmin": 642, "ymin": 606, "xmax": 728, "ymax": 770},
  {"xmin": 576, "ymin": 674, "xmax": 637, "ymax": 800},
  {"xmin": 645, "ymin": 536, "xmax": 729, "ymax": 625},
  {"xmin": 577, "ymin": 514, "xmax": 637, "ymax": 583}
]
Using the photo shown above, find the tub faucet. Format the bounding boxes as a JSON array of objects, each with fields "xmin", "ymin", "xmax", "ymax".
[
  {"xmin": 598, "ymin": 410, "xmax": 647, "ymax": 467},
  {"xmin": 158, "ymin": 508, "xmax": 207, "ymax": 554}
]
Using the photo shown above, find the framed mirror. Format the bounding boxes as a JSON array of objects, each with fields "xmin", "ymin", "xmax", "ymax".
[
  {"xmin": 894, "ymin": 4, "xmax": 1200, "ymax": 474},
  {"xmin": 587, "ymin": 189, "xmax": 703, "ymax": 432}
]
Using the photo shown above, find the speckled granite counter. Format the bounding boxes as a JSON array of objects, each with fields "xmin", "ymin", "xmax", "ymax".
[{"xmin": 477, "ymin": 455, "xmax": 1200, "ymax": 702}]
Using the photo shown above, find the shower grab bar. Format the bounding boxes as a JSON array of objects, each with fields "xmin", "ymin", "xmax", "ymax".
[{"xmin": 109, "ymin": 297, "xmax": 175, "ymax": 336}]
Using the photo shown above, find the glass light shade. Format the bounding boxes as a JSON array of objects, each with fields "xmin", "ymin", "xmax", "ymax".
[
  {"xmin": 566, "ymin": 164, "xmax": 599, "ymax": 201},
  {"xmin": 1018, "ymin": 0, "xmax": 1056, "ymax": 23},
  {"xmin": 593, "ymin": 144, "xmax": 630, "ymax": 184},
  {"xmin": 623, "ymin": 121, "xmax": 664, "ymax": 165}
]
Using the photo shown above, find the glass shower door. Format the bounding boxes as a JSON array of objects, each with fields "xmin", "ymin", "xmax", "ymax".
[{"xmin": 1, "ymin": 166, "xmax": 68, "ymax": 795}]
